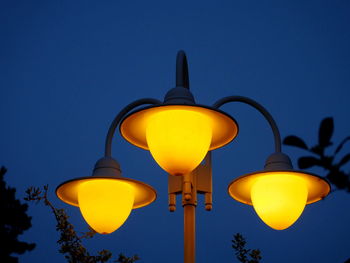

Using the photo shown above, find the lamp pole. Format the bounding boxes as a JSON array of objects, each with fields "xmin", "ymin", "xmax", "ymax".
[
  {"xmin": 183, "ymin": 180, "xmax": 196, "ymax": 263},
  {"xmin": 168, "ymin": 151, "xmax": 213, "ymax": 263}
]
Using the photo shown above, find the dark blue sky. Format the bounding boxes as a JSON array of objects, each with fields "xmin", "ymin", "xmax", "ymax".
[{"xmin": 1, "ymin": 1, "xmax": 350, "ymax": 262}]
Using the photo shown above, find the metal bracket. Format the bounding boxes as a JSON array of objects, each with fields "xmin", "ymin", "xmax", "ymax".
[{"xmin": 168, "ymin": 152, "xmax": 213, "ymax": 211}]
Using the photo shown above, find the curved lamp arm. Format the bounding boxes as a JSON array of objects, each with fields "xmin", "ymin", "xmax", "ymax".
[
  {"xmin": 213, "ymin": 96, "xmax": 281, "ymax": 153},
  {"xmin": 176, "ymin": 50, "xmax": 190, "ymax": 89},
  {"xmin": 104, "ymin": 98, "xmax": 162, "ymax": 157}
]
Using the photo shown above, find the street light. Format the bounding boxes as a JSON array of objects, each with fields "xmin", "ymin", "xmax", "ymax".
[
  {"xmin": 56, "ymin": 157, "xmax": 156, "ymax": 234},
  {"xmin": 56, "ymin": 51, "xmax": 330, "ymax": 262}
]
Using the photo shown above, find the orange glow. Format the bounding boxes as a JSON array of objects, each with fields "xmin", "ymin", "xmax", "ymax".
[
  {"xmin": 120, "ymin": 105, "xmax": 238, "ymax": 154},
  {"xmin": 146, "ymin": 109, "xmax": 212, "ymax": 175},
  {"xmin": 251, "ymin": 174, "xmax": 308, "ymax": 230},
  {"xmin": 78, "ymin": 180, "xmax": 134, "ymax": 234}
]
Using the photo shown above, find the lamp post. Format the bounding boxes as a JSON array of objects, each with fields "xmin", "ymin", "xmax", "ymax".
[{"xmin": 56, "ymin": 51, "xmax": 330, "ymax": 263}]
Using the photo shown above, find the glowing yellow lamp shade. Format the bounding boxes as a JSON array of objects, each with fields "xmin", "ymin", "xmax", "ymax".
[
  {"xmin": 251, "ymin": 174, "xmax": 308, "ymax": 230},
  {"xmin": 78, "ymin": 180, "xmax": 135, "ymax": 234},
  {"xmin": 146, "ymin": 109, "xmax": 212, "ymax": 175}
]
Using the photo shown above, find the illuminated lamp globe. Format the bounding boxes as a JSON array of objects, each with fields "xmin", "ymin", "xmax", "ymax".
[
  {"xmin": 78, "ymin": 179, "xmax": 134, "ymax": 234},
  {"xmin": 56, "ymin": 157, "xmax": 157, "ymax": 234},
  {"xmin": 120, "ymin": 104, "xmax": 238, "ymax": 176},
  {"xmin": 250, "ymin": 172, "xmax": 308, "ymax": 230},
  {"xmin": 228, "ymin": 153, "xmax": 330, "ymax": 230}
]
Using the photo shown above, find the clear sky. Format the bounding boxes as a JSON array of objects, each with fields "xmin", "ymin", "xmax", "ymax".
[{"xmin": 1, "ymin": 1, "xmax": 350, "ymax": 262}]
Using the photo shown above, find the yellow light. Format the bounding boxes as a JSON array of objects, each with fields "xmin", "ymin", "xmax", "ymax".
[
  {"xmin": 250, "ymin": 174, "xmax": 308, "ymax": 230},
  {"xmin": 146, "ymin": 109, "xmax": 212, "ymax": 175},
  {"xmin": 77, "ymin": 179, "xmax": 135, "ymax": 234},
  {"xmin": 120, "ymin": 105, "xmax": 238, "ymax": 175}
]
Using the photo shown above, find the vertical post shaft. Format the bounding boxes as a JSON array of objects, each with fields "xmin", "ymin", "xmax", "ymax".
[
  {"xmin": 184, "ymin": 204, "xmax": 196, "ymax": 263},
  {"xmin": 169, "ymin": 152, "xmax": 212, "ymax": 263}
]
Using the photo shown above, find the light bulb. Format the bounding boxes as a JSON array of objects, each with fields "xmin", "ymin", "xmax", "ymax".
[
  {"xmin": 251, "ymin": 174, "xmax": 308, "ymax": 230},
  {"xmin": 78, "ymin": 179, "xmax": 134, "ymax": 234},
  {"xmin": 146, "ymin": 109, "xmax": 212, "ymax": 176}
]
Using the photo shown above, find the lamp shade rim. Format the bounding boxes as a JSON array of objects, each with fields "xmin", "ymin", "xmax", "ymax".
[
  {"xmin": 119, "ymin": 104, "xmax": 239, "ymax": 151},
  {"xmin": 228, "ymin": 170, "xmax": 330, "ymax": 205},
  {"xmin": 56, "ymin": 176, "xmax": 157, "ymax": 209}
]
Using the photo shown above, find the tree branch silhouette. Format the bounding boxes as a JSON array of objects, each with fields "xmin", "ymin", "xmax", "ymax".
[
  {"xmin": 25, "ymin": 185, "xmax": 139, "ymax": 263},
  {"xmin": 232, "ymin": 233, "xmax": 261, "ymax": 263},
  {"xmin": 284, "ymin": 117, "xmax": 350, "ymax": 192}
]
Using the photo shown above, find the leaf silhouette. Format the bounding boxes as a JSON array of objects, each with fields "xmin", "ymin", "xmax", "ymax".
[
  {"xmin": 283, "ymin": 136, "xmax": 308, "ymax": 150},
  {"xmin": 298, "ymin": 156, "xmax": 320, "ymax": 169},
  {"xmin": 335, "ymin": 136, "xmax": 350, "ymax": 154},
  {"xmin": 318, "ymin": 117, "xmax": 333, "ymax": 147},
  {"xmin": 327, "ymin": 170, "xmax": 349, "ymax": 190},
  {"xmin": 338, "ymin": 153, "xmax": 350, "ymax": 168},
  {"xmin": 310, "ymin": 145, "xmax": 324, "ymax": 156}
]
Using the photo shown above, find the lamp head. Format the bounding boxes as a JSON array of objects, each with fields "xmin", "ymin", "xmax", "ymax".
[
  {"xmin": 56, "ymin": 157, "xmax": 157, "ymax": 234},
  {"xmin": 120, "ymin": 49, "xmax": 238, "ymax": 176},
  {"xmin": 120, "ymin": 102, "xmax": 238, "ymax": 176},
  {"xmin": 228, "ymin": 152, "xmax": 330, "ymax": 230}
]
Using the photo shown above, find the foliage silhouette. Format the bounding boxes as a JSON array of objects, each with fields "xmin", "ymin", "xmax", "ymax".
[
  {"xmin": 284, "ymin": 117, "xmax": 350, "ymax": 191},
  {"xmin": 25, "ymin": 185, "xmax": 139, "ymax": 263},
  {"xmin": 232, "ymin": 233, "xmax": 261, "ymax": 263},
  {"xmin": 0, "ymin": 166, "xmax": 35, "ymax": 263}
]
